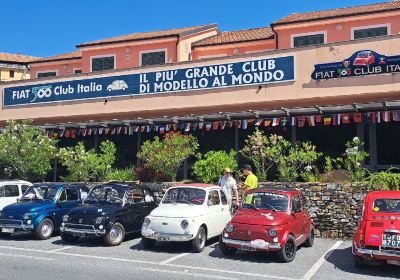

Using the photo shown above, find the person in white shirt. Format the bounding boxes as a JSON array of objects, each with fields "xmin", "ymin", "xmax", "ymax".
[{"xmin": 218, "ymin": 167, "xmax": 239, "ymax": 214}]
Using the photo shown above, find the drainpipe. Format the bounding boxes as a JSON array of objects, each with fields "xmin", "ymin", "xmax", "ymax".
[{"xmin": 271, "ymin": 24, "xmax": 279, "ymax": 50}]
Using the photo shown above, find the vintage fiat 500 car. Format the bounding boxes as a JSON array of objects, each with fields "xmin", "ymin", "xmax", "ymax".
[
  {"xmin": 0, "ymin": 180, "xmax": 32, "ymax": 211},
  {"xmin": 219, "ymin": 187, "xmax": 314, "ymax": 262},
  {"xmin": 352, "ymin": 191, "xmax": 400, "ymax": 267},
  {"xmin": 141, "ymin": 184, "xmax": 231, "ymax": 252},
  {"xmin": 0, "ymin": 183, "xmax": 88, "ymax": 239},
  {"xmin": 61, "ymin": 183, "xmax": 157, "ymax": 246}
]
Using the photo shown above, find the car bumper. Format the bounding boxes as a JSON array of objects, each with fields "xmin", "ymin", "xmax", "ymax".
[
  {"xmin": 141, "ymin": 228, "xmax": 193, "ymax": 241},
  {"xmin": 0, "ymin": 219, "xmax": 34, "ymax": 231},
  {"xmin": 353, "ymin": 243, "xmax": 400, "ymax": 261},
  {"xmin": 222, "ymin": 237, "xmax": 281, "ymax": 251},
  {"xmin": 61, "ymin": 223, "xmax": 106, "ymax": 236}
]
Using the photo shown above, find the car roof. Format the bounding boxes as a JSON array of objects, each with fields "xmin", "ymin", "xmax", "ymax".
[
  {"xmin": 366, "ymin": 191, "xmax": 400, "ymax": 200},
  {"xmin": 93, "ymin": 182, "xmax": 149, "ymax": 190},
  {"xmin": 0, "ymin": 180, "xmax": 31, "ymax": 184},
  {"xmin": 172, "ymin": 183, "xmax": 219, "ymax": 189},
  {"xmin": 32, "ymin": 183, "xmax": 88, "ymax": 189}
]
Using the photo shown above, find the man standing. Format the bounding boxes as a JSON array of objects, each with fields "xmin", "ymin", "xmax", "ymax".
[
  {"xmin": 242, "ymin": 164, "xmax": 258, "ymax": 204},
  {"xmin": 219, "ymin": 167, "xmax": 239, "ymax": 214}
]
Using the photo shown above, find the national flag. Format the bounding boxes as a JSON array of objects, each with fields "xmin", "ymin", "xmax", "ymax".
[
  {"xmin": 227, "ymin": 121, "xmax": 233, "ymax": 128},
  {"xmin": 315, "ymin": 115, "xmax": 322, "ymax": 123},
  {"xmin": 124, "ymin": 127, "xmax": 128, "ymax": 135},
  {"xmin": 205, "ymin": 122, "xmax": 212, "ymax": 131},
  {"xmin": 192, "ymin": 123, "xmax": 198, "ymax": 131},
  {"xmin": 104, "ymin": 128, "xmax": 110, "ymax": 134},
  {"xmin": 376, "ymin": 112, "xmax": 381, "ymax": 123},
  {"xmin": 241, "ymin": 119, "xmax": 248, "ymax": 129},
  {"xmin": 353, "ymin": 113, "xmax": 362, "ymax": 123},
  {"xmin": 255, "ymin": 119, "xmax": 263, "ymax": 126},
  {"xmin": 87, "ymin": 128, "xmax": 92, "ymax": 136},
  {"xmin": 212, "ymin": 121, "xmax": 219, "ymax": 130},
  {"xmin": 165, "ymin": 124, "xmax": 171, "ymax": 131},
  {"xmin": 60, "ymin": 130, "xmax": 65, "ymax": 137},
  {"xmin": 272, "ymin": 118, "xmax": 280, "ymax": 127},
  {"xmin": 111, "ymin": 128, "xmax": 116, "ymax": 135},
  {"xmin": 98, "ymin": 128, "xmax": 103, "ymax": 135},
  {"xmin": 341, "ymin": 114, "xmax": 351, "ymax": 124},
  {"xmin": 178, "ymin": 123, "xmax": 185, "ymax": 130},
  {"xmin": 323, "ymin": 117, "xmax": 332, "ymax": 125},
  {"xmin": 264, "ymin": 120, "xmax": 271, "ymax": 127},
  {"xmin": 172, "ymin": 124, "xmax": 177, "ymax": 131},
  {"xmin": 64, "ymin": 130, "xmax": 71, "ymax": 138},
  {"xmin": 159, "ymin": 125, "xmax": 165, "ymax": 134},
  {"xmin": 198, "ymin": 123, "xmax": 204, "ymax": 129},
  {"xmin": 281, "ymin": 117, "xmax": 288, "ymax": 127},
  {"xmin": 382, "ymin": 111, "xmax": 390, "ymax": 122},
  {"xmin": 367, "ymin": 112, "xmax": 376, "ymax": 124},
  {"xmin": 392, "ymin": 111, "xmax": 400, "ymax": 121},
  {"xmin": 53, "ymin": 132, "xmax": 59, "ymax": 138},
  {"xmin": 184, "ymin": 123, "xmax": 191, "ymax": 132},
  {"xmin": 81, "ymin": 129, "xmax": 87, "ymax": 137},
  {"xmin": 333, "ymin": 114, "xmax": 341, "ymax": 126},
  {"xmin": 297, "ymin": 116, "xmax": 305, "ymax": 128},
  {"xmin": 134, "ymin": 126, "xmax": 139, "ymax": 132},
  {"xmin": 116, "ymin": 127, "xmax": 122, "ymax": 134},
  {"xmin": 306, "ymin": 116, "xmax": 315, "ymax": 126},
  {"xmin": 71, "ymin": 130, "xmax": 76, "ymax": 139},
  {"xmin": 291, "ymin": 117, "xmax": 296, "ymax": 126},
  {"xmin": 146, "ymin": 125, "xmax": 151, "ymax": 133},
  {"xmin": 221, "ymin": 121, "xmax": 226, "ymax": 130},
  {"xmin": 93, "ymin": 128, "xmax": 98, "ymax": 135}
]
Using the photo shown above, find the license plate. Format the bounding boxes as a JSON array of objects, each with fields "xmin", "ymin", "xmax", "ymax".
[
  {"xmin": 241, "ymin": 244, "xmax": 256, "ymax": 251},
  {"xmin": 73, "ymin": 232, "xmax": 85, "ymax": 237},
  {"xmin": 1, "ymin": 228, "xmax": 14, "ymax": 233},
  {"xmin": 382, "ymin": 234, "xmax": 400, "ymax": 247}
]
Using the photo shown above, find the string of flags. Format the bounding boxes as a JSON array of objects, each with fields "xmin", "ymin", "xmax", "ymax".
[{"xmin": 47, "ymin": 111, "xmax": 400, "ymax": 138}]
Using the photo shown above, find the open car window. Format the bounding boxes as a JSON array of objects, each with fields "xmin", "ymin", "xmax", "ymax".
[
  {"xmin": 162, "ymin": 188, "xmax": 206, "ymax": 205},
  {"xmin": 372, "ymin": 198, "xmax": 400, "ymax": 213},
  {"xmin": 21, "ymin": 185, "xmax": 58, "ymax": 200},
  {"xmin": 86, "ymin": 186, "xmax": 125, "ymax": 204}
]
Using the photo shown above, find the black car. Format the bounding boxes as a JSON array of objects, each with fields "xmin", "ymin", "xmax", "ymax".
[{"xmin": 60, "ymin": 182, "xmax": 157, "ymax": 246}]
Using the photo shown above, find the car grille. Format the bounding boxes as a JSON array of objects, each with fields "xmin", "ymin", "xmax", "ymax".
[{"xmin": 69, "ymin": 215, "xmax": 96, "ymax": 225}]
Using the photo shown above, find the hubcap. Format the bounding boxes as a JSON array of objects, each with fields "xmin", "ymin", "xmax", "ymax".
[
  {"xmin": 198, "ymin": 230, "xmax": 205, "ymax": 248},
  {"xmin": 285, "ymin": 240, "xmax": 295, "ymax": 258},
  {"xmin": 41, "ymin": 222, "xmax": 53, "ymax": 237},
  {"xmin": 110, "ymin": 226, "xmax": 122, "ymax": 242}
]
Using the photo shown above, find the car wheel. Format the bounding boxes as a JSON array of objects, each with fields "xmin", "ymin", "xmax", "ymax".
[
  {"xmin": 35, "ymin": 218, "xmax": 54, "ymax": 240},
  {"xmin": 142, "ymin": 237, "xmax": 156, "ymax": 249},
  {"xmin": 192, "ymin": 226, "xmax": 207, "ymax": 253},
  {"xmin": 303, "ymin": 226, "xmax": 315, "ymax": 247},
  {"xmin": 218, "ymin": 235, "xmax": 236, "ymax": 256},
  {"xmin": 60, "ymin": 232, "xmax": 80, "ymax": 243},
  {"xmin": 104, "ymin": 222, "xmax": 125, "ymax": 246},
  {"xmin": 278, "ymin": 235, "xmax": 296, "ymax": 263},
  {"xmin": 353, "ymin": 254, "xmax": 366, "ymax": 267}
]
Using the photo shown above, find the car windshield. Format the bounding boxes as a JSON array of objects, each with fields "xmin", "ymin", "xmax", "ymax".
[
  {"xmin": 162, "ymin": 188, "xmax": 206, "ymax": 205},
  {"xmin": 21, "ymin": 185, "xmax": 59, "ymax": 200},
  {"xmin": 86, "ymin": 186, "xmax": 125, "ymax": 204},
  {"xmin": 358, "ymin": 52, "xmax": 369, "ymax": 58},
  {"xmin": 372, "ymin": 198, "xmax": 400, "ymax": 213},
  {"xmin": 242, "ymin": 191, "xmax": 289, "ymax": 212}
]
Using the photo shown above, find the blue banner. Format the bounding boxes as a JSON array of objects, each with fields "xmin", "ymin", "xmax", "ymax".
[{"xmin": 3, "ymin": 55, "xmax": 294, "ymax": 107}]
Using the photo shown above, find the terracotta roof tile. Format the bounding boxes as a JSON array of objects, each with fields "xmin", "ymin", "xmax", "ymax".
[
  {"xmin": 0, "ymin": 52, "xmax": 39, "ymax": 64},
  {"xmin": 77, "ymin": 24, "xmax": 218, "ymax": 47},
  {"xmin": 192, "ymin": 27, "xmax": 274, "ymax": 47},
  {"xmin": 274, "ymin": 0, "xmax": 400, "ymax": 24},
  {"xmin": 30, "ymin": 51, "xmax": 82, "ymax": 64}
]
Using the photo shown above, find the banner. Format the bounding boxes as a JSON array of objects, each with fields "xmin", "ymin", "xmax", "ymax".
[{"xmin": 3, "ymin": 55, "xmax": 295, "ymax": 107}]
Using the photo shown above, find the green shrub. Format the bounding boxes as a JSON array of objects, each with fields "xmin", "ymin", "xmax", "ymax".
[
  {"xmin": 193, "ymin": 150, "xmax": 237, "ymax": 183},
  {"xmin": 105, "ymin": 168, "xmax": 136, "ymax": 182},
  {"xmin": 365, "ymin": 169, "xmax": 400, "ymax": 190}
]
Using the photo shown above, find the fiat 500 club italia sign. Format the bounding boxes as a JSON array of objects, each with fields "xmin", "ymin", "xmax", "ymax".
[
  {"xmin": 311, "ymin": 50, "xmax": 400, "ymax": 80},
  {"xmin": 3, "ymin": 55, "xmax": 294, "ymax": 107}
]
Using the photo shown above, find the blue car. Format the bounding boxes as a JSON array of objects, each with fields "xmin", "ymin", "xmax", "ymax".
[{"xmin": 0, "ymin": 183, "xmax": 88, "ymax": 240}]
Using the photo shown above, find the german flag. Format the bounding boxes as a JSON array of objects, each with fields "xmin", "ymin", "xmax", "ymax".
[{"xmin": 323, "ymin": 117, "xmax": 332, "ymax": 125}]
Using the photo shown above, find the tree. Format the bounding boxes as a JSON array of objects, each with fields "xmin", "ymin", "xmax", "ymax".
[
  {"xmin": 58, "ymin": 140, "xmax": 116, "ymax": 182},
  {"xmin": 0, "ymin": 120, "xmax": 57, "ymax": 182},
  {"xmin": 137, "ymin": 132, "xmax": 199, "ymax": 181},
  {"xmin": 193, "ymin": 150, "xmax": 237, "ymax": 183}
]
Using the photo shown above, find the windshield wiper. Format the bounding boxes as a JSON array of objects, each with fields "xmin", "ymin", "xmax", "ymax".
[{"xmin": 243, "ymin": 204, "xmax": 259, "ymax": 211}]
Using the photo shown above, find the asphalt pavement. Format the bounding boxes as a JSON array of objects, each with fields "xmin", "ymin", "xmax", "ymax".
[{"xmin": 0, "ymin": 233, "xmax": 399, "ymax": 280}]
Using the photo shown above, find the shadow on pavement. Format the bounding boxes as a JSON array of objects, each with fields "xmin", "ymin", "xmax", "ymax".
[
  {"xmin": 325, "ymin": 246, "xmax": 400, "ymax": 278},
  {"xmin": 51, "ymin": 232, "xmax": 142, "ymax": 247}
]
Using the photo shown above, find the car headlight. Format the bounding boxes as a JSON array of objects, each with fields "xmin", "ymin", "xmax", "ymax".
[
  {"xmin": 142, "ymin": 218, "xmax": 151, "ymax": 228},
  {"xmin": 62, "ymin": 215, "xmax": 69, "ymax": 223},
  {"xmin": 225, "ymin": 223, "xmax": 234, "ymax": 233},
  {"xmin": 23, "ymin": 212, "xmax": 30, "ymax": 220},
  {"xmin": 181, "ymin": 219, "xmax": 189, "ymax": 230},
  {"xmin": 95, "ymin": 217, "xmax": 104, "ymax": 224},
  {"xmin": 268, "ymin": 228, "xmax": 277, "ymax": 237}
]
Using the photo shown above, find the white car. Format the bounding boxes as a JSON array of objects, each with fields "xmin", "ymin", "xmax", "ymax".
[
  {"xmin": 107, "ymin": 80, "xmax": 128, "ymax": 91},
  {"xmin": 141, "ymin": 184, "xmax": 231, "ymax": 252},
  {"xmin": 0, "ymin": 180, "xmax": 32, "ymax": 210}
]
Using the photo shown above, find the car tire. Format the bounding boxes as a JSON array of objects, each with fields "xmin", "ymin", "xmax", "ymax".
[
  {"xmin": 303, "ymin": 226, "xmax": 315, "ymax": 247},
  {"xmin": 60, "ymin": 232, "xmax": 80, "ymax": 243},
  {"xmin": 141, "ymin": 237, "xmax": 156, "ymax": 249},
  {"xmin": 192, "ymin": 226, "xmax": 207, "ymax": 253},
  {"xmin": 278, "ymin": 235, "xmax": 297, "ymax": 263},
  {"xmin": 218, "ymin": 235, "xmax": 236, "ymax": 256},
  {"xmin": 104, "ymin": 222, "xmax": 125, "ymax": 246},
  {"xmin": 35, "ymin": 218, "xmax": 54, "ymax": 240},
  {"xmin": 353, "ymin": 254, "xmax": 366, "ymax": 267}
]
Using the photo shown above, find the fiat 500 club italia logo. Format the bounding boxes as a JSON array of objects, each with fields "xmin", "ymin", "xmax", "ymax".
[{"xmin": 30, "ymin": 85, "xmax": 53, "ymax": 102}]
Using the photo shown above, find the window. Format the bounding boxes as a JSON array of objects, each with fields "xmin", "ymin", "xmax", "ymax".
[
  {"xmin": 291, "ymin": 196, "xmax": 302, "ymax": 212},
  {"xmin": 9, "ymin": 70, "xmax": 15, "ymax": 78},
  {"xmin": 141, "ymin": 51, "xmax": 166, "ymax": 66},
  {"xmin": 353, "ymin": 26, "xmax": 388, "ymax": 40},
  {"xmin": 74, "ymin": 69, "xmax": 82, "ymax": 74},
  {"xmin": 21, "ymin": 185, "xmax": 30, "ymax": 195},
  {"xmin": 293, "ymin": 33, "xmax": 325, "ymax": 48},
  {"xmin": 143, "ymin": 189, "xmax": 154, "ymax": 203},
  {"xmin": 37, "ymin": 71, "xmax": 57, "ymax": 78},
  {"xmin": 80, "ymin": 188, "xmax": 88, "ymax": 201},
  {"xmin": 3, "ymin": 185, "xmax": 19, "ymax": 197},
  {"xmin": 91, "ymin": 56, "xmax": 115, "ymax": 72},
  {"xmin": 58, "ymin": 188, "xmax": 79, "ymax": 202},
  {"xmin": 126, "ymin": 188, "xmax": 144, "ymax": 204},
  {"xmin": 207, "ymin": 190, "xmax": 221, "ymax": 206},
  {"xmin": 220, "ymin": 191, "xmax": 227, "ymax": 205}
]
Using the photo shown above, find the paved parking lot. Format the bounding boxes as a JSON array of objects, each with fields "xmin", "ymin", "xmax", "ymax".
[{"xmin": 0, "ymin": 233, "xmax": 399, "ymax": 280}]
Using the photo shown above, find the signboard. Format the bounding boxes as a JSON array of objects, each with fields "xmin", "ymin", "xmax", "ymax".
[
  {"xmin": 3, "ymin": 55, "xmax": 295, "ymax": 107},
  {"xmin": 311, "ymin": 50, "xmax": 400, "ymax": 80}
]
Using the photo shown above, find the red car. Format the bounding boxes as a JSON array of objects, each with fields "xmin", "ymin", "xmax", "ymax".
[
  {"xmin": 352, "ymin": 191, "xmax": 400, "ymax": 267},
  {"xmin": 219, "ymin": 187, "xmax": 314, "ymax": 262},
  {"xmin": 353, "ymin": 51, "xmax": 375, "ymax": 66}
]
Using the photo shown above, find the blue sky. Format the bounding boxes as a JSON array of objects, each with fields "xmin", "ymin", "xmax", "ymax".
[{"xmin": 0, "ymin": 0, "xmax": 388, "ymax": 57}]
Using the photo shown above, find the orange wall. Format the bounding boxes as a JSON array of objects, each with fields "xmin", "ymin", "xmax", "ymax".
[
  {"xmin": 30, "ymin": 60, "xmax": 82, "ymax": 78},
  {"xmin": 192, "ymin": 40, "xmax": 275, "ymax": 60},
  {"xmin": 80, "ymin": 40, "xmax": 178, "ymax": 73},
  {"xmin": 275, "ymin": 12, "xmax": 400, "ymax": 49}
]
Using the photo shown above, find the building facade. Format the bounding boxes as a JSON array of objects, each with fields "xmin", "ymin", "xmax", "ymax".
[
  {"xmin": 0, "ymin": 52, "xmax": 38, "ymax": 82},
  {"xmin": 1, "ymin": 1, "xmax": 400, "ymax": 179}
]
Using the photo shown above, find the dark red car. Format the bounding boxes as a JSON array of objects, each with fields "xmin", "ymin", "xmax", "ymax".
[
  {"xmin": 352, "ymin": 191, "xmax": 400, "ymax": 267},
  {"xmin": 219, "ymin": 187, "xmax": 314, "ymax": 262}
]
